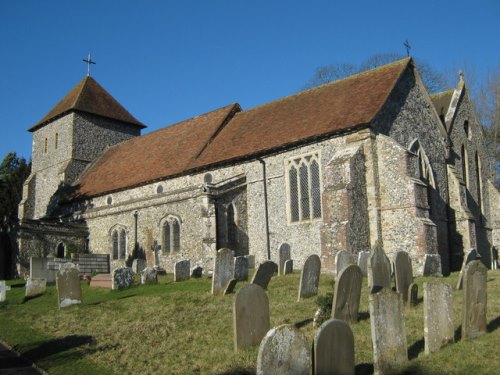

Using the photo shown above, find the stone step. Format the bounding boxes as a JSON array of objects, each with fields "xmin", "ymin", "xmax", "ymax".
[{"xmin": 89, "ymin": 274, "xmax": 112, "ymax": 289}]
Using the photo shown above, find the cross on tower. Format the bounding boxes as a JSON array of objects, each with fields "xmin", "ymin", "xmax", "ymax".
[
  {"xmin": 82, "ymin": 53, "xmax": 96, "ymax": 76},
  {"xmin": 404, "ymin": 40, "xmax": 411, "ymax": 57}
]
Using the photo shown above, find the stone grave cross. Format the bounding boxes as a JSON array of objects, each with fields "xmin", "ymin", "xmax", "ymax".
[
  {"xmin": 151, "ymin": 240, "xmax": 161, "ymax": 267},
  {"xmin": 0, "ymin": 281, "xmax": 12, "ymax": 302}
]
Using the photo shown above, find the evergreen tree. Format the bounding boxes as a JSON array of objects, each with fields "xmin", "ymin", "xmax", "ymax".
[{"xmin": 0, "ymin": 152, "xmax": 31, "ymax": 221}]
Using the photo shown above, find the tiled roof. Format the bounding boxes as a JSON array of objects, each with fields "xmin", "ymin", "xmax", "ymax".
[
  {"xmin": 72, "ymin": 58, "xmax": 411, "ymax": 198},
  {"xmin": 431, "ymin": 90, "xmax": 454, "ymax": 118},
  {"xmin": 29, "ymin": 76, "xmax": 145, "ymax": 132}
]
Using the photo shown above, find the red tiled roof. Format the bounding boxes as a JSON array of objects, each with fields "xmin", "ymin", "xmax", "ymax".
[
  {"xmin": 29, "ymin": 76, "xmax": 145, "ymax": 132},
  {"xmin": 72, "ymin": 58, "xmax": 411, "ymax": 198}
]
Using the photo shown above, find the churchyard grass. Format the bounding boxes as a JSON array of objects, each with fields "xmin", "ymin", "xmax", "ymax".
[{"xmin": 0, "ymin": 270, "xmax": 499, "ymax": 374}]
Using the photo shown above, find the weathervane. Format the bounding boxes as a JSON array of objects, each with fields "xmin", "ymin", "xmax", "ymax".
[
  {"xmin": 82, "ymin": 53, "xmax": 96, "ymax": 76},
  {"xmin": 404, "ymin": 39, "xmax": 411, "ymax": 57}
]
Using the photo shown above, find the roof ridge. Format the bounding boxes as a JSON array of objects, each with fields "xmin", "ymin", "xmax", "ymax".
[{"xmin": 73, "ymin": 76, "xmax": 91, "ymax": 109}]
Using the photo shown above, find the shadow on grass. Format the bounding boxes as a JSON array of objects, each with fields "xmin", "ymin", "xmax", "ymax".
[
  {"xmin": 294, "ymin": 318, "xmax": 313, "ymax": 328},
  {"xmin": 355, "ymin": 363, "xmax": 374, "ymax": 375},
  {"xmin": 487, "ymin": 316, "xmax": 500, "ymax": 332},
  {"xmin": 22, "ymin": 335, "xmax": 97, "ymax": 362},
  {"xmin": 408, "ymin": 337, "xmax": 424, "ymax": 360},
  {"xmin": 217, "ymin": 369, "xmax": 254, "ymax": 375},
  {"xmin": 21, "ymin": 295, "xmax": 44, "ymax": 304},
  {"xmin": 396, "ymin": 363, "xmax": 450, "ymax": 375},
  {"xmin": 358, "ymin": 311, "xmax": 370, "ymax": 321},
  {"xmin": 454, "ymin": 324, "xmax": 462, "ymax": 341}
]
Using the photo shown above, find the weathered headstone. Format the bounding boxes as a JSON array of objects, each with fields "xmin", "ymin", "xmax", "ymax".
[
  {"xmin": 462, "ymin": 260, "xmax": 487, "ymax": 340},
  {"xmin": 132, "ymin": 258, "xmax": 147, "ymax": 274},
  {"xmin": 141, "ymin": 267, "xmax": 158, "ymax": 285},
  {"xmin": 174, "ymin": 260, "xmax": 191, "ymax": 282},
  {"xmin": 112, "ymin": 267, "xmax": 134, "ymax": 290},
  {"xmin": 335, "ymin": 250, "xmax": 353, "ymax": 278},
  {"xmin": 367, "ymin": 243, "xmax": 391, "ymax": 293},
  {"xmin": 233, "ymin": 284, "xmax": 270, "ymax": 351},
  {"xmin": 393, "ymin": 251, "xmax": 413, "ymax": 304},
  {"xmin": 251, "ymin": 261, "xmax": 278, "ymax": 290},
  {"xmin": 456, "ymin": 248, "xmax": 479, "ymax": 290},
  {"xmin": 422, "ymin": 254, "xmax": 442, "ymax": 276},
  {"xmin": 234, "ymin": 256, "xmax": 249, "ymax": 281},
  {"xmin": 246, "ymin": 254, "xmax": 255, "ymax": 269},
  {"xmin": 313, "ymin": 319, "xmax": 355, "ymax": 375},
  {"xmin": 30, "ymin": 257, "xmax": 56, "ymax": 284},
  {"xmin": 357, "ymin": 251, "xmax": 370, "ymax": 277},
  {"xmin": 0, "ymin": 281, "xmax": 11, "ymax": 302},
  {"xmin": 278, "ymin": 243, "xmax": 291, "ymax": 276},
  {"xmin": 224, "ymin": 279, "xmax": 238, "ymax": 295},
  {"xmin": 257, "ymin": 324, "xmax": 310, "ymax": 375},
  {"xmin": 369, "ymin": 288, "xmax": 408, "ymax": 374},
  {"xmin": 191, "ymin": 265, "xmax": 203, "ymax": 278},
  {"xmin": 212, "ymin": 248, "xmax": 234, "ymax": 295},
  {"xmin": 408, "ymin": 283, "xmax": 418, "ymax": 307},
  {"xmin": 25, "ymin": 278, "xmax": 47, "ymax": 298},
  {"xmin": 56, "ymin": 263, "xmax": 82, "ymax": 308},
  {"xmin": 423, "ymin": 281, "xmax": 454, "ymax": 354},
  {"xmin": 284, "ymin": 259, "xmax": 294, "ymax": 275},
  {"xmin": 332, "ymin": 264, "xmax": 362, "ymax": 323},
  {"xmin": 298, "ymin": 254, "xmax": 321, "ymax": 301}
]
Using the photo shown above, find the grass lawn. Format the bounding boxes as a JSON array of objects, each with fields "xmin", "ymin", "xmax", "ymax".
[{"xmin": 0, "ymin": 269, "xmax": 499, "ymax": 374}]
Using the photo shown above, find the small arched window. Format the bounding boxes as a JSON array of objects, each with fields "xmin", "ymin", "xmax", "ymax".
[
  {"xmin": 112, "ymin": 230, "xmax": 119, "ymax": 259},
  {"xmin": 227, "ymin": 203, "xmax": 237, "ymax": 245},
  {"xmin": 111, "ymin": 227, "xmax": 127, "ymax": 260},
  {"xmin": 162, "ymin": 216, "xmax": 181, "ymax": 254},
  {"xmin": 56, "ymin": 242, "xmax": 65, "ymax": 258},
  {"xmin": 461, "ymin": 144, "xmax": 469, "ymax": 187},
  {"xmin": 120, "ymin": 229, "xmax": 127, "ymax": 259},
  {"xmin": 55, "ymin": 133, "xmax": 59, "ymax": 150},
  {"xmin": 475, "ymin": 152, "xmax": 483, "ymax": 215}
]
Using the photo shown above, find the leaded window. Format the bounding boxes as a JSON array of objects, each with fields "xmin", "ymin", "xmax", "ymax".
[
  {"xmin": 162, "ymin": 216, "xmax": 181, "ymax": 254},
  {"xmin": 111, "ymin": 227, "xmax": 127, "ymax": 260},
  {"xmin": 286, "ymin": 152, "xmax": 322, "ymax": 223}
]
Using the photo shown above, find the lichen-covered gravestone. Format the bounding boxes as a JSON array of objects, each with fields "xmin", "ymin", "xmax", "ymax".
[
  {"xmin": 298, "ymin": 254, "xmax": 321, "ymax": 301},
  {"xmin": 141, "ymin": 267, "xmax": 158, "ymax": 285},
  {"xmin": 251, "ymin": 261, "xmax": 278, "ymax": 290},
  {"xmin": 256, "ymin": 325, "xmax": 310, "ymax": 375},
  {"xmin": 174, "ymin": 260, "xmax": 191, "ymax": 282},
  {"xmin": 462, "ymin": 260, "xmax": 487, "ymax": 340},
  {"xmin": 233, "ymin": 284, "xmax": 270, "ymax": 351},
  {"xmin": 357, "ymin": 251, "xmax": 370, "ymax": 277},
  {"xmin": 112, "ymin": 267, "xmax": 134, "ymax": 290},
  {"xmin": 234, "ymin": 256, "xmax": 248, "ymax": 281},
  {"xmin": 367, "ymin": 243, "xmax": 391, "ymax": 293},
  {"xmin": 423, "ymin": 281, "xmax": 454, "ymax": 354},
  {"xmin": 456, "ymin": 248, "xmax": 479, "ymax": 290},
  {"xmin": 284, "ymin": 259, "xmax": 294, "ymax": 275},
  {"xmin": 25, "ymin": 278, "xmax": 47, "ymax": 298},
  {"xmin": 335, "ymin": 250, "xmax": 353, "ymax": 278},
  {"xmin": 393, "ymin": 251, "xmax": 413, "ymax": 304},
  {"xmin": 212, "ymin": 248, "xmax": 234, "ymax": 295},
  {"xmin": 313, "ymin": 319, "xmax": 354, "ymax": 375},
  {"xmin": 369, "ymin": 288, "xmax": 408, "ymax": 374},
  {"xmin": 332, "ymin": 264, "xmax": 362, "ymax": 323},
  {"xmin": 278, "ymin": 243, "xmax": 291, "ymax": 276},
  {"xmin": 0, "ymin": 281, "xmax": 11, "ymax": 302},
  {"xmin": 56, "ymin": 263, "xmax": 82, "ymax": 308}
]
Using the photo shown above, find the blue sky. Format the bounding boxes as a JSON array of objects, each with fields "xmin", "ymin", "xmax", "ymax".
[{"xmin": 1, "ymin": 0, "xmax": 499, "ymax": 160}]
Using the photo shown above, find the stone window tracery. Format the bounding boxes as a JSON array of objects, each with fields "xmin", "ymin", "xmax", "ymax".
[
  {"xmin": 286, "ymin": 152, "xmax": 322, "ymax": 223},
  {"xmin": 111, "ymin": 226, "xmax": 127, "ymax": 260},
  {"xmin": 162, "ymin": 216, "xmax": 181, "ymax": 254}
]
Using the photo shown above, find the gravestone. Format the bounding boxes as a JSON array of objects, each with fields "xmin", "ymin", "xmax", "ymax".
[
  {"xmin": 0, "ymin": 281, "xmax": 11, "ymax": 302},
  {"xmin": 423, "ymin": 281, "xmax": 454, "ymax": 354},
  {"xmin": 367, "ymin": 243, "xmax": 391, "ymax": 293},
  {"xmin": 393, "ymin": 251, "xmax": 413, "ymax": 304},
  {"xmin": 245, "ymin": 254, "xmax": 255, "ymax": 269},
  {"xmin": 456, "ymin": 248, "xmax": 479, "ymax": 290},
  {"xmin": 56, "ymin": 263, "xmax": 82, "ymax": 308},
  {"xmin": 257, "ymin": 325, "xmax": 310, "ymax": 375},
  {"xmin": 462, "ymin": 260, "xmax": 487, "ymax": 340},
  {"xmin": 422, "ymin": 254, "xmax": 442, "ymax": 276},
  {"xmin": 251, "ymin": 261, "xmax": 278, "ymax": 290},
  {"xmin": 174, "ymin": 260, "xmax": 191, "ymax": 282},
  {"xmin": 332, "ymin": 264, "xmax": 362, "ymax": 323},
  {"xmin": 278, "ymin": 243, "xmax": 291, "ymax": 276},
  {"xmin": 132, "ymin": 259, "xmax": 147, "ymax": 274},
  {"xmin": 284, "ymin": 259, "xmax": 294, "ymax": 274},
  {"xmin": 31, "ymin": 257, "xmax": 57, "ymax": 284},
  {"xmin": 25, "ymin": 278, "xmax": 47, "ymax": 298},
  {"xmin": 72, "ymin": 253, "xmax": 111, "ymax": 274},
  {"xmin": 298, "ymin": 254, "xmax": 321, "ymax": 301},
  {"xmin": 233, "ymin": 284, "xmax": 270, "ymax": 351},
  {"xmin": 313, "ymin": 319, "xmax": 355, "ymax": 375},
  {"xmin": 335, "ymin": 250, "xmax": 353, "ymax": 278},
  {"xmin": 191, "ymin": 266, "xmax": 203, "ymax": 278},
  {"xmin": 224, "ymin": 279, "xmax": 238, "ymax": 295},
  {"xmin": 234, "ymin": 256, "xmax": 249, "ymax": 281},
  {"xmin": 151, "ymin": 240, "xmax": 161, "ymax": 267},
  {"xmin": 408, "ymin": 283, "xmax": 418, "ymax": 307},
  {"xmin": 212, "ymin": 248, "xmax": 234, "ymax": 295},
  {"xmin": 112, "ymin": 267, "xmax": 134, "ymax": 290},
  {"xmin": 357, "ymin": 251, "xmax": 370, "ymax": 277},
  {"xmin": 491, "ymin": 246, "xmax": 498, "ymax": 270},
  {"xmin": 141, "ymin": 267, "xmax": 158, "ymax": 285},
  {"xmin": 369, "ymin": 288, "xmax": 408, "ymax": 374}
]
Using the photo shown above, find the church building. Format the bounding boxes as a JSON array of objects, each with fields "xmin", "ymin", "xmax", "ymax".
[{"xmin": 16, "ymin": 58, "xmax": 499, "ymax": 276}]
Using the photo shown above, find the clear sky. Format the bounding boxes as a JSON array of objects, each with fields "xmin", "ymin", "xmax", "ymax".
[{"xmin": 1, "ymin": 0, "xmax": 499, "ymax": 160}]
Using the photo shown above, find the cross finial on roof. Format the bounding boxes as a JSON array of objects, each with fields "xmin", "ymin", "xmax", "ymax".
[
  {"xmin": 459, "ymin": 70, "xmax": 464, "ymax": 82},
  {"xmin": 404, "ymin": 39, "xmax": 411, "ymax": 57},
  {"xmin": 82, "ymin": 53, "xmax": 96, "ymax": 77}
]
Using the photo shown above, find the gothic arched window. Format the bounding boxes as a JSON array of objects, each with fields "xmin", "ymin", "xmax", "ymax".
[
  {"xmin": 112, "ymin": 230, "xmax": 119, "ymax": 260},
  {"xmin": 111, "ymin": 227, "xmax": 127, "ymax": 260},
  {"xmin": 162, "ymin": 216, "xmax": 181, "ymax": 254},
  {"xmin": 227, "ymin": 203, "xmax": 237, "ymax": 246},
  {"xmin": 461, "ymin": 144, "xmax": 469, "ymax": 187}
]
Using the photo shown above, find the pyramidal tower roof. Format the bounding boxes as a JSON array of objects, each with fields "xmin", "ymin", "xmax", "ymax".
[{"xmin": 29, "ymin": 76, "xmax": 145, "ymax": 132}]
